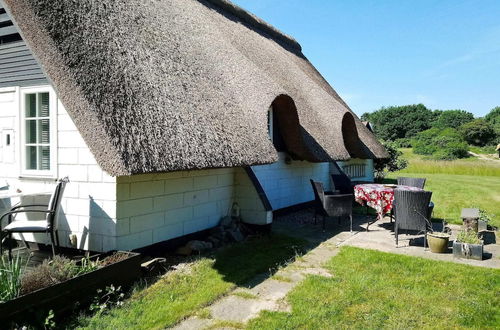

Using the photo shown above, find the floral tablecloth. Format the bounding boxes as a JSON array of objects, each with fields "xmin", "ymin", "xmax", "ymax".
[{"xmin": 354, "ymin": 184, "xmax": 423, "ymax": 217}]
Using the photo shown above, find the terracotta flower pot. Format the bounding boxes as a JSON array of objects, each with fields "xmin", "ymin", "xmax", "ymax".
[{"xmin": 427, "ymin": 233, "xmax": 450, "ymax": 253}]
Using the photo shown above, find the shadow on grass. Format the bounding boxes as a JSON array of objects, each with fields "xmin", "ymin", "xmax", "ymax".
[{"xmin": 212, "ymin": 233, "xmax": 308, "ymax": 287}]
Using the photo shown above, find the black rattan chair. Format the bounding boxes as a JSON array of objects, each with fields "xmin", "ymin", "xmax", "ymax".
[
  {"xmin": 397, "ymin": 177, "xmax": 426, "ymax": 189},
  {"xmin": 310, "ymin": 180, "xmax": 353, "ymax": 231},
  {"xmin": 331, "ymin": 173, "xmax": 354, "ymax": 194},
  {"xmin": 0, "ymin": 177, "xmax": 68, "ymax": 259},
  {"xmin": 393, "ymin": 189, "xmax": 432, "ymax": 247}
]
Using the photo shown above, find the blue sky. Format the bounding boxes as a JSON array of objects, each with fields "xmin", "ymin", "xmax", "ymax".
[{"xmin": 232, "ymin": 0, "xmax": 500, "ymax": 117}]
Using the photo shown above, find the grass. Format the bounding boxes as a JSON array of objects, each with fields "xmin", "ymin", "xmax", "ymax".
[
  {"xmin": 387, "ymin": 148, "xmax": 500, "ymax": 227},
  {"xmin": 232, "ymin": 291, "xmax": 258, "ymax": 299},
  {"xmin": 386, "ymin": 173, "xmax": 500, "ymax": 227},
  {"xmin": 72, "ymin": 234, "xmax": 307, "ymax": 329},
  {"xmin": 469, "ymin": 145, "xmax": 497, "ymax": 155},
  {"xmin": 248, "ymin": 247, "xmax": 500, "ymax": 329},
  {"xmin": 398, "ymin": 148, "xmax": 500, "ymax": 176}
]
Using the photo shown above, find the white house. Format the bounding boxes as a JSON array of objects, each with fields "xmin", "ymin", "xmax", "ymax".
[{"xmin": 0, "ymin": 0, "xmax": 386, "ymax": 252}]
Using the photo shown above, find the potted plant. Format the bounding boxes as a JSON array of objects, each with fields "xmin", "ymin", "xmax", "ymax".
[
  {"xmin": 453, "ymin": 230, "xmax": 483, "ymax": 260},
  {"xmin": 426, "ymin": 221, "xmax": 451, "ymax": 253}
]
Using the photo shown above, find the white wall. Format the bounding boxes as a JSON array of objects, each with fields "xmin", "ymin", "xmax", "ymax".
[
  {"xmin": 336, "ymin": 158, "xmax": 374, "ymax": 182},
  {"xmin": 115, "ymin": 169, "xmax": 235, "ymax": 251},
  {"xmin": 0, "ymin": 85, "xmax": 117, "ymax": 252},
  {"xmin": 252, "ymin": 153, "xmax": 332, "ymax": 210}
]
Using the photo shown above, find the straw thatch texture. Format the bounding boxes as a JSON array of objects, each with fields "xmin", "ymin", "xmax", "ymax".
[{"xmin": 4, "ymin": 0, "xmax": 387, "ymax": 176}]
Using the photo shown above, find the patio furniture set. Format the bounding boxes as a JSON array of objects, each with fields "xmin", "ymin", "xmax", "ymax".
[{"xmin": 311, "ymin": 174, "xmax": 434, "ymax": 247}]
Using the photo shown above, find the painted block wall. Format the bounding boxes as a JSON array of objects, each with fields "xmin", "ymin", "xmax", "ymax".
[
  {"xmin": 233, "ymin": 168, "xmax": 272, "ymax": 225},
  {"xmin": 251, "ymin": 153, "xmax": 332, "ymax": 210},
  {"xmin": 115, "ymin": 169, "xmax": 235, "ymax": 251},
  {"xmin": 336, "ymin": 158, "xmax": 374, "ymax": 182},
  {"xmin": 0, "ymin": 85, "xmax": 117, "ymax": 251}
]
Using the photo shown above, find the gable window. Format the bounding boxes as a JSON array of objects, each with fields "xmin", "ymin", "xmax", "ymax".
[
  {"xmin": 267, "ymin": 105, "xmax": 286, "ymax": 152},
  {"xmin": 20, "ymin": 87, "xmax": 57, "ymax": 177}
]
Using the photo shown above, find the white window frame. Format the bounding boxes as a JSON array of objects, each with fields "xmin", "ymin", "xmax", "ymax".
[{"xmin": 19, "ymin": 86, "xmax": 58, "ymax": 178}]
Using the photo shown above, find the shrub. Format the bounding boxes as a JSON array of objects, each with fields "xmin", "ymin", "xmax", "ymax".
[
  {"xmin": 20, "ymin": 256, "xmax": 79, "ymax": 295},
  {"xmin": 459, "ymin": 119, "xmax": 497, "ymax": 146},
  {"xmin": 393, "ymin": 138, "xmax": 412, "ymax": 148},
  {"xmin": 413, "ymin": 128, "xmax": 469, "ymax": 160},
  {"xmin": 374, "ymin": 142, "xmax": 408, "ymax": 181},
  {"xmin": 485, "ymin": 106, "xmax": 500, "ymax": 137}
]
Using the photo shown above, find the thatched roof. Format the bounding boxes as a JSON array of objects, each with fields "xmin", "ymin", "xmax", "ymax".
[{"xmin": 4, "ymin": 0, "xmax": 388, "ymax": 176}]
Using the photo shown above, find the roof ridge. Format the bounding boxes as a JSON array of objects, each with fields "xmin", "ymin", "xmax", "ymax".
[{"xmin": 203, "ymin": 0, "xmax": 302, "ymax": 52}]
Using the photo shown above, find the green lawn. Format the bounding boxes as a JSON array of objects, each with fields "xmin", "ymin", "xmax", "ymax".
[
  {"xmin": 72, "ymin": 234, "xmax": 307, "ymax": 329},
  {"xmin": 398, "ymin": 148, "xmax": 500, "ymax": 176},
  {"xmin": 387, "ymin": 148, "xmax": 500, "ymax": 227},
  {"xmin": 248, "ymin": 247, "xmax": 500, "ymax": 329}
]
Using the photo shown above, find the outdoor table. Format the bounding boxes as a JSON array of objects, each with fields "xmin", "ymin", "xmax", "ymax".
[{"xmin": 354, "ymin": 183, "xmax": 424, "ymax": 230}]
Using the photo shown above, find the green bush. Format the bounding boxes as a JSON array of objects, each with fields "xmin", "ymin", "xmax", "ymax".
[
  {"xmin": 459, "ymin": 119, "xmax": 497, "ymax": 147},
  {"xmin": 393, "ymin": 138, "xmax": 412, "ymax": 148},
  {"xmin": 374, "ymin": 142, "xmax": 408, "ymax": 181},
  {"xmin": 485, "ymin": 106, "xmax": 500, "ymax": 137},
  {"xmin": 413, "ymin": 128, "xmax": 469, "ymax": 160}
]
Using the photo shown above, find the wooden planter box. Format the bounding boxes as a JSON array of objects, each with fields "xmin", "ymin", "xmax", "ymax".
[
  {"xmin": 0, "ymin": 251, "xmax": 142, "ymax": 324},
  {"xmin": 452, "ymin": 241, "xmax": 483, "ymax": 260}
]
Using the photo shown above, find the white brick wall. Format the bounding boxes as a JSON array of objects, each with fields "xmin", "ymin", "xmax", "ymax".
[
  {"xmin": 0, "ymin": 86, "xmax": 117, "ymax": 252},
  {"xmin": 251, "ymin": 153, "xmax": 333, "ymax": 210},
  {"xmin": 115, "ymin": 169, "xmax": 235, "ymax": 251}
]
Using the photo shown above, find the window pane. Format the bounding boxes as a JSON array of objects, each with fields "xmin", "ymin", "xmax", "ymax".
[
  {"xmin": 25, "ymin": 94, "xmax": 36, "ymax": 117},
  {"xmin": 26, "ymin": 146, "xmax": 37, "ymax": 170},
  {"xmin": 38, "ymin": 92, "xmax": 50, "ymax": 117},
  {"xmin": 26, "ymin": 120, "xmax": 37, "ymax": 143},
  {"xmin": 38, "ymin": 146, "xmax": 50, "ymax": 170},
  {"xmin": 38, "ymin": 119, "xmax": 50, "ymax": 144}
]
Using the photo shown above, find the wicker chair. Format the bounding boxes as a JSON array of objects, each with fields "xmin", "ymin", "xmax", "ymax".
[
  {"xmin": 0, "ymin": 177, "xmax": 68, "ymax": 259},
  {"xmin": 331, "ymin": 173, "xmax": 354, "ymax": 195},
  {"xmin": 310, "ymin": 180, "xmax": 353, "ymax": 231},
  {"xmin": 392, "ymin": 177, "xmax": 432, "ymax": 222},
  {"xmin": 397, "ymin": 177, "xmax": 426, "ymax": 189},
  {"xmin": 393, "ymin": 189, "xmax": 432, "ymax": 247}
]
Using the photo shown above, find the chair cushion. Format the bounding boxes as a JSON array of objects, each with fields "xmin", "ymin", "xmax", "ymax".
[{"xmin": 4, "ymin": 220, "xmax": 48, "ymax": 232}]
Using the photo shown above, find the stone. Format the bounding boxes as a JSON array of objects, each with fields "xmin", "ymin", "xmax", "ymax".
[
  {"xmin": 207, "ymin": 236, "xmax": 222, "ymax": 248},
  {"xmin": 220, "ymin": 216, "xmax": 233, "ymax": 228},
  {"xmin": 187, "ymin": 240, "xmax": 213, "ymax": 252},
  {"xmin": 228, "ymin": 228, "xmax": 244, "ymax": 242},
  {"xmin": 176, "ymin": 246, "xmax": 193, "ymax": 256}
]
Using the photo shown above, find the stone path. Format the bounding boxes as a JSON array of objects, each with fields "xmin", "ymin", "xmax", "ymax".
[
  {"xmin": 173, "ymin": 228, "xmax": 355, "ymax": 329},
  {"xmin": 173, "ymin": 211, "xmax": 500, "ymax": 329}
]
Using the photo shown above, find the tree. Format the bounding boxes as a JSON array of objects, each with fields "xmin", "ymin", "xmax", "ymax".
[
  {"xmin": 432, "ymin": 110, "xmax": 474, "ymax": 129},
  {"xmin": 361, "ymin": 104, "xmax": 434, "ymax": 141},
  {"xmin": 459, "ymin": 119, "xmax": 496, "ymax": 147},
  {"xmin": 374, "ymin": 142, "xmax": 408, "ymax": 182}
]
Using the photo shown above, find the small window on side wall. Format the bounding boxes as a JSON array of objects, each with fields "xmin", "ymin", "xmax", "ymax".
[{"xmin": 20, "ymin": 87, "xmax": 57, "ymax": 178}]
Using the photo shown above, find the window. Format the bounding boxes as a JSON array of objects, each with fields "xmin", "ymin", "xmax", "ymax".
[
  {"xmin": 20, "ymin": 87, "xmax": 57, "ymax": 177},
  {"xmin": 267, "ymin": 105, "xmax": 286, "ymax": 152},
  {"xmin": 267, "ymin": 106, "xmax": 274, "ymax": 142}
]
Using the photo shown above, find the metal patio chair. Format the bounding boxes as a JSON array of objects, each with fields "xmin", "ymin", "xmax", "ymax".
[
  {"xmin": 310, "ymin": 179, "xmax": 353, "ymax": 232},
  {"xmin": 0, "ymin": 177, "xmax": 69, "ymax": 259}
]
